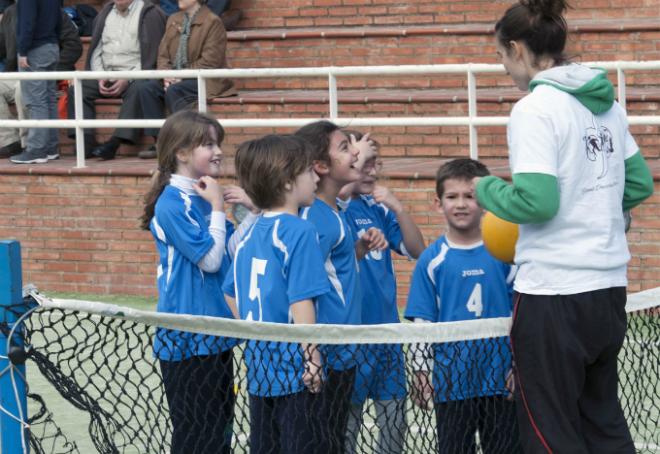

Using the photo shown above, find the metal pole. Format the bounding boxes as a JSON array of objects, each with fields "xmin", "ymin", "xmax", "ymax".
[
  {"xmin": 0, "ymin": 240, "xmax": 27, "ymax": 454},
  {"xmin": 197, "ymin": 73, "xmax": 208, "ymax": 113},
  {"xmin": 617, "ymin": 66, "xmax": 627, "ymax": 111},
  {"xmin": 467, "ymin": 68, "xmax": 478, "ymax": 159},
  {"xmin": 73, "ymin": 77, "xmax": 86, "ymax": 168},
  {"xmin": 328, "ymin": 72, "xmax": 338, "ymax": 120}
]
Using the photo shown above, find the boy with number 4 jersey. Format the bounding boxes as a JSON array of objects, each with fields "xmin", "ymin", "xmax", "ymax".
[{"xmin": 405, "ymin": 159, "xmax": 521, "ymax": 454}]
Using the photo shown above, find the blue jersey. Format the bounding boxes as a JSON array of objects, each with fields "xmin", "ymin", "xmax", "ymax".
[
  {"xmin": 344, "ymin": 195, "xmax": 407, "ymax": 324},
  {"xmin": 344, "ymin": 195, "xmax": 409, "ymax": 403},
  {"xmin": 300, "ymin": 198, "xmax": 361, "ymax": 370},
  {"xmin": 150, "ymin": 184, "xmax": 236, "ymax": 361},
  {"xmin": 404, "ymin": 236, "xmax": 516, "ymax": 402},
  {"xmin": 223, "ymin": 213, "xmax": 330, "ymax": 397}
]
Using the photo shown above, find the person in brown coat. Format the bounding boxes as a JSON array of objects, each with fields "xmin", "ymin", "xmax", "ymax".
[{"xmin": 135, "ymin": 0, "xmax": 235, "ymax": 158}]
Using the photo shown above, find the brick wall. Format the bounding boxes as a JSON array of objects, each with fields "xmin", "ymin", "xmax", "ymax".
[
  {"xmin": 66, "ymin": 0, "xmax": 660, "ymax": 29},
  {"xmin": 0, "ymin": 172, "xmax": 658, "ymax": 300}
]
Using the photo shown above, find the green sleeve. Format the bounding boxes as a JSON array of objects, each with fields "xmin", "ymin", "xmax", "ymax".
[
  {"xmin": 623, "ymin": 151, "xmax": 654, "ymax": 211},
  {"xmin": 475, "ymin": 173, "xmax": 560, "ymax": 224}
]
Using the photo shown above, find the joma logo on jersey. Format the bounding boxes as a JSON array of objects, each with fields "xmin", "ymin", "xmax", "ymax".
[
  {"xmin": 355, "ymin": 218, "xmax": 373, "ymax": 226},
  {"xmin": 462, "ymin": 269, "xmax": 485, "ymax": 277}
]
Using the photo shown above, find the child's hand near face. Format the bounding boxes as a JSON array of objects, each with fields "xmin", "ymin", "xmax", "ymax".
[
  {"xmin": 223, "ymin": 184, "xmax": 259, "ymax": 214},
  {"xmin": 372, "ymin": 185, "xmax": 404, "ymax": 214},
  {"xmin": 194, "ymin": 176, "xmax": 224, "ymax": 211},
  {"xmin": 349, "ymin": 133, "xmax": 378, "ymax": 169}
]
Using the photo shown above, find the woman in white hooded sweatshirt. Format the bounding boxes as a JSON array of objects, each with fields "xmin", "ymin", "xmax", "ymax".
[{"xmin": 474, "ymin": 0, "xmax": 654, "ymax": 452}]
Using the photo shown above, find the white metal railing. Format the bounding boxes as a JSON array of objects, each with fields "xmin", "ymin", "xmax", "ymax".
[{"xmin": 0, "ymin": 61, "xmax": 658, "ymax": 168}]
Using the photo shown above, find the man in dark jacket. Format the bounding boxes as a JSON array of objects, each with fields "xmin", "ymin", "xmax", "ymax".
[
  {"xmin": 67, "ymin": 0, "xmax": 166, "ymax": 160},
  {"xmin": 0, "ymin": 5, "xmax": 82, "ymax": 158},
  {"xmin": 9, "ymin": 0, "xmax": 61, "ymax": 164}
]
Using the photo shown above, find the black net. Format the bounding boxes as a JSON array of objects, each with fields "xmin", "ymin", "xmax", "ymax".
[{"xmin": 2, "ymin": 293, "xmax": 659, "ymax": 454}]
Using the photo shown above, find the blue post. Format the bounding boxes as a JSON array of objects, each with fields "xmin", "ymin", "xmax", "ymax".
[{"xmin": 0, "ymin": 240, "xmax": 28, "ymax": 454}]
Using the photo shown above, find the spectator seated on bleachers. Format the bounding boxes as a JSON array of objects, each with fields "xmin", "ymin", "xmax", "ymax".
[
  {"xmin": 0, "ymin": 3, "xmax": 82, "ymax": 159},
  {"xmin": 67, "ymin": 0, "xmax": 166, "ymax": 161},
  {"xmin": 134, "ymin": 0, "xmax": 235, "ymax": 159},
  {"xmin": 156, "ymin": 0, "xmax": 241, "ymax": 31}
]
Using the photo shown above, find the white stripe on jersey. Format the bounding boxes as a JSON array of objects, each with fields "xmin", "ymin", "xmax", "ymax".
[
  {"xmin": 427, "ymin": 242, "xmax": 449, "ymax": 316},
  {"xmin": 152, "ymin": 217, "xmax": 166, "ymax": 242},
  {"xmin": 331, "ymin": 209, "xmax": 345, "ymax": 248},
  {"xmin": 166, "ymin": 245, "xmax": 174, "ymax": 285},
  {"xmin": 152, "ymin": 217, "xmax": 167, "ymax": 280},
  {"xmin": 179, "ymin": 192, "xmax": 200, "ymax": 228},
  {"xmin": 232, "ymin": 223, "xmax": 256, "ymax": 315},
  {"xmin": 272, "ymin": 219, "xmax": 289, "ymax": 268},
  {"xmin": 427, "ymin": 242, "xmax": 449, "ymax": 285},
  {"xmin": 300, "ymin": 206, "xmax": 310, "ymax": 220},
  {"xmin": 325, "ymin": 256, "xmax": 346, "ymax": 306}
]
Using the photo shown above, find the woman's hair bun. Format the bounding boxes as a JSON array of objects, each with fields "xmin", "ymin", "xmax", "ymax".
[{"xmin": 520, "ymin": 0, "xmax": 568, "ymax": 18}]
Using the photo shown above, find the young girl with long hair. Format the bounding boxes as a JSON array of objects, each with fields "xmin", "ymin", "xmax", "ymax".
[{"xmin": 141, "ymin": 110, "xmax": 254, "ymax": 454}]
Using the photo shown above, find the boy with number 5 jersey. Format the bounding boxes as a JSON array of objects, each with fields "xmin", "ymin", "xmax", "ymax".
[
  {"xmin": 404, "ymin": 159, "xmax": 521, "ymax": 454},
  {"xmin": 222, "ymin": 134, "xmax": 329, "ymax": 454}
]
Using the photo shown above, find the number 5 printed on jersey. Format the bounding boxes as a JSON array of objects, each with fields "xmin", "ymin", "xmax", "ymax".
[{"xmin": 247, "ymin": 258, "xmax": 267, "ymax": 321}]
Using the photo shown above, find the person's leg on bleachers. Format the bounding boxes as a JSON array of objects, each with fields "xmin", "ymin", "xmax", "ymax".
[
  {"xmin": 92, "ymin": 80, "xmax": 144, "ymax": 160},
  {"xmin": 67, "ymin": 79, "xmax": 101, "ymax": 157},
  {"xmin": 135, "ymin": 79, "xmax": 165, "ymax": 159},
  {"xmin": 14, "ymin": 82, "xmax": 27, "ymax": 149},
  {"xmin": 164, "ymin": 79, "xmax": 199, "ymax": 114},
  {"xmin": 12, "ymin": 42, "xmax": 59, "ymax": 164},
  {"xmin": 0, "ymin": 80, "xmax": 21, "ymax": 157}
]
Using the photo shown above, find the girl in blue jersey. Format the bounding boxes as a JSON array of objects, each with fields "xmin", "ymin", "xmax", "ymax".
[
  {"xmin": 340, "ymin": 130, "xmax": 425, "ymax": 454},
  {"xmin": 474, "ymin": 1, "xmax": 653, "ymax": 451},
  {"xmin": 222, "ymin": 134, "xmax": 329, "ymax": 454},
  {"xmin": 140, "ymin": 110, "xmax": 255, "ymax": 454},
  {"xmin": 405, "ymin": 159, "xmax": 521, "ymax": 454},
  {"xmin": 295, "ymin": 121, "xmax": 388, "ymax": 454}
]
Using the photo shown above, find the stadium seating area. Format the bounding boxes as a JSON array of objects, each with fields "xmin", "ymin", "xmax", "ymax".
[{"xmin": 0, "ymin": 0, "xmax": 658, "ymax": 298}]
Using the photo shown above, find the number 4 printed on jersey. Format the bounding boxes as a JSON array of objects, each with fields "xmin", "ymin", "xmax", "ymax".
[
  {"xmin": 466, "ymin": 283, "xmax": 483, "ymax": 317},
  {"xmin": 247, "ymin": 258, "xmax": 267, "ymax": 321}
]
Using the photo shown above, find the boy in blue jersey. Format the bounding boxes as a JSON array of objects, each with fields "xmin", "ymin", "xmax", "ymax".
[
  {"xmin": 404, "ymin": 159, "xmax": 521, "ymax": 454},
  {"xmin": 340, "ymin": 131, "xmax": 426, "ymax": 454},
  {"xmin": 295, "ymin": 121, "xmax": 388, "ymax": 454},
  {"xmin": 140, "ymin": 111, "xmax": 257, "ymax": 454},
  {"xmin": 222, "ymin": 134, "xmax": 329, "ymax": 454}
]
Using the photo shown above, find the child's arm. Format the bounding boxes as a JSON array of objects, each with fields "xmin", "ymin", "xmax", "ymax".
[
  {"xmin": 291, "ymin": 299, "xmax": 323, "ymax": 393},
  {"xmin": 404, "ymin": 249, "xmax": 438, "ymax": 410},
  {"xmin": 355, "ymin": 226, "xmax": 388, "ymax": 260},
  {"xmin": 223, "ymin": 295, "xmax": 239, "ymax": 320},
  {"xmin": 372, "ymin": 184, "xmax": 425, "ymax": 259},
  {"xmin": 194, "ymin": 176, "xmax": 227, "ymax": 272},
  {"xmin": 411, "ymin": 317, "xmax": 434, "ymax": 410},
  {"xmin": 223, "ymin": 185, "xmax": 261, "ymax": 258}
]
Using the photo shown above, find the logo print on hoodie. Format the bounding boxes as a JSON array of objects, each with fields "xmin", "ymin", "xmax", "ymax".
[{"xmin": 583, "ymin": 121, "xmax": 614, "ymax": 179}]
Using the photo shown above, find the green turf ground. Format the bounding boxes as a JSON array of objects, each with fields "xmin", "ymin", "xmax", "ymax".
[{"xmin": 22, "ymin": 293, "xmax": 660, "ymax": 453}]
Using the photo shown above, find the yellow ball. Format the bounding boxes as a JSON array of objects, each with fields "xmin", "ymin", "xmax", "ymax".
[{"xmin": 482, "ymin": 211, "xmax": 519, "ymax": 264}]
